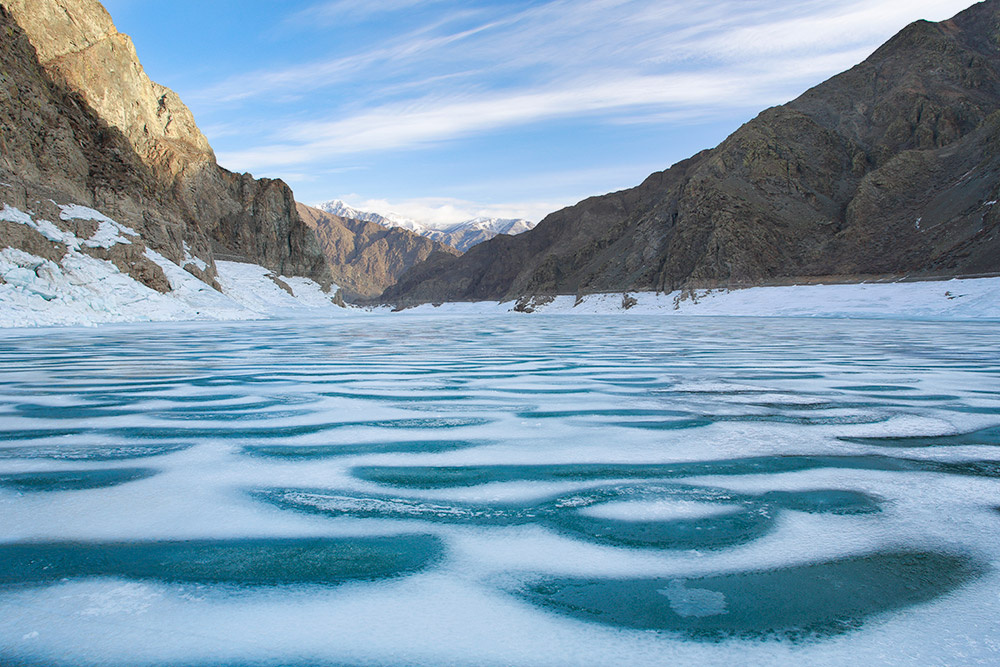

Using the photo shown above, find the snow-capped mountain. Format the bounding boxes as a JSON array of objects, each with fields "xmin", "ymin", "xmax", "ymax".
[
  {"xmin": 315, "ymin": 200, "xmax": 420, "ymax": 231},
  {"xmin": 315, "ymin": 200, "xmax": 536, "ymax": 252}
]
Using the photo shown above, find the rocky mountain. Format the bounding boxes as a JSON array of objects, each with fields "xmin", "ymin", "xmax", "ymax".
[
  {"xmin": 316, "ymin": 200, "xmax": 536, "ymax": 251},
  {"xmin": 0, "ymin": 0, "xmax": 331, "ymax": 294},
  {"xmin": 296, "ymin": 203, "xmax": 458, "ymax": 300},
  {"xmin": 384, "ymin": 0, "xmax": 1000, "ymax": 306}
]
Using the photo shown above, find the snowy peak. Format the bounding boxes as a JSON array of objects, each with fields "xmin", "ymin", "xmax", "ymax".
[
  {"xmin": 442, "ymin": 217, "xmax": 535, "ymax": 235},
  {"xmin": 314, "ymin": 200, "xmax": 536, "ymax": 252},
  {"xmin": 315, "ymin": 200, "xmax": 417, "ymax": 230}
]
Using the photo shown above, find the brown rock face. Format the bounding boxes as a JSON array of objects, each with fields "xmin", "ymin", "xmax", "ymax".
[
  {"xmin": 0, "ymin": 220, "xmax": 67, "ymax": 264},
  {"xmin": 0, "ymin": 2, "xmax": 205, "ymax": 280},
  {"xmin": 384, "ymin": 0, "xmax": 1000, "ymax": 305},
  {"xmin": 297, "ymin": 204, "xmax": 459, "ymax": 301},
  {"xmin": 4, "ymin": 0, "xmax": 214, "ymax": 168},
  {"xmin": 0, "ymin": 0, "xmax": 330, "ymax": 287}
]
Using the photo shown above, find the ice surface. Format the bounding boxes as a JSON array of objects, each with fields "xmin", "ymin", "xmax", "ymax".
[
  {"xmin": 523, "ymin": 550, "xmax": 984, "ymax": 638},
  {"xmin": 0, "ymin": 316, "xmax": 998, "ymax": 665},
  {"xmin": 0, "ymin": 467, "xmax": 158, "ymax": 492},
  {"xmin": 0, "ymin": 535, "xmax": 443, "ymax": 586}
]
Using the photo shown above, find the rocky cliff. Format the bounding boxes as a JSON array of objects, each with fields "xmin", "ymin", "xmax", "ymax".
[
  {"xmin": 297, "ymin": 204, "xmax": 458, "ymax": 300},
  {"xmin": 384, "ymin": 0, "xmax": 1000, "ymax": 305},
  {"xmin": 0, "ymin": 0, "xmax": 330, "ymax": 288}
]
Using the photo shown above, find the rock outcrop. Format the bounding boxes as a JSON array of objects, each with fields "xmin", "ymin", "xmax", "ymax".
[
  {"xmin": 297, "ymin": 204, "xmax": 458, "ymax": 300},
  {"xmin": 0, "ymin": 0, "xmax": 330, "ymax": 288},
  {"xmin": 384, "ymin": 0, "xmax": 1000, "ymax": 305}
]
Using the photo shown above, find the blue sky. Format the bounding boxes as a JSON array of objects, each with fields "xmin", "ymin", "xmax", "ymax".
[{"xmin": 102, "ymin": 0, "xmax": 977, "ymax": 226}]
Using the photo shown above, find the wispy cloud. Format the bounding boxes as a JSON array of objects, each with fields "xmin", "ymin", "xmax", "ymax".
[
  {"xmin": 200, "ymin": 0, "xmax": 977, "ymax": 207},
  {"xmin": 286, "ymin": 0, "xmax": 446, "ymax": 26},
  {"xmin": 215, "ymin": 48, "xmax": 870, "ymax": 171},
  {"xmin": 209, "ymin": 0, "xmax": 973, "ymax": 145},
  {"xmin": 197, "ymin": 11, "xmax": 502, "ymax": 103}
]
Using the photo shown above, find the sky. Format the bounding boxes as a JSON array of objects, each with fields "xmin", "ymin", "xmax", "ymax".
[{"xmin": 101, "ymin": 0, "xmax": 978, "ymax": 227}]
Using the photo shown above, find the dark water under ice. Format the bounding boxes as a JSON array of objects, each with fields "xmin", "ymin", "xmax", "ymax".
[{"xmin": 0, "ymin": 315, "xmax": 998, "ymax": 665}]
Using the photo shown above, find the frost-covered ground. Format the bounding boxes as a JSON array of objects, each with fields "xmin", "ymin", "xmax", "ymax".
[
  {"xmin": 395, "ymin": 278, "xmax": 1000, "ymax": 320},
  {"xmin": 0, "ymin": 316, "xmax": 998, "ymax": 666},
  {"xmin": 0, "ymin": 204, "xmax": 343, "ymax": 328}
]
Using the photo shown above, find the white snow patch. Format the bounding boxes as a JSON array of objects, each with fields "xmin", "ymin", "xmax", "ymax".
[
  {"xmin": 0, "ymin": 204, "xmax": 33, "ymax": 226},
  {"xmin": 58, "ymin": 204, "xmax": 138, "ymax": 248},
  {"xmin": 83, "ymin": 220, "xmax": 134, "ymax": 248},
  {"xmin": 660, "ymin": 580, "xmax": 729, "ymax": 618},
  {"xmin": 59, "ymin": 205, "xmax": 137, "ymax": 249},
  {"xmin": 58, "ymin": 204, "xmax": 122, "ymax": 226},
  {"xmin": 579, "ymin": 500, "xmax": 743, "ymax": 522},
  {"xmin": 214, "ymin": 261, "xmax": 304, "ymax": 312},
  {"xmin": 181, "ymin": 242, "xmax": 208, "ymax": 272},
  {"xmin": 214, "ymin": 262, "xmax": 342, "ymax": 315},
  {"xmin": 280, "ymin": 275, "xmax": 340, "ymax": 308}
]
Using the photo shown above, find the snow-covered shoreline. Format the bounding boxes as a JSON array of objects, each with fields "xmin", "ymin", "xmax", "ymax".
[
  {"xmin": 390, "ymin": 277, "xmax": 1000, "ymax": 321},
  {"xmin": 0, "ymin": 204, "xmax": 344, "ymax": 328},
  {"xmin": 3, "ymin": 204, "xmax": 998, "ymax": 329}
]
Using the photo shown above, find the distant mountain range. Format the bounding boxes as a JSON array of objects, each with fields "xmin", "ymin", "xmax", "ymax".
[
  {"xmin": 297, "ymin": 203, "xmax": 457, "ymax": 301},
  {"xmin": 316, "ymin": 200, "xmax": 536, "ymax": 252},
  {"xmin": 384, "ymin": 0, "xmax": 1000, "ymax": 306}
]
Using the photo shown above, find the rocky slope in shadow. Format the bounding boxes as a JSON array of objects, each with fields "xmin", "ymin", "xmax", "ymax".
[
  {"xmin": 383, "ymin": 0, "xmax": 1000, "ymax": 306},
  {"xmin": 0, "ymin": 0, "xmax": 330, "ymax": 289},
  {"xmin": 297, "ymin": 204, "xmax": 459, "ymax": 301}
]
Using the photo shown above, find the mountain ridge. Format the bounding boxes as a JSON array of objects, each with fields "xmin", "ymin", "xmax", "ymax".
[
  {"xmin": 316, "ymin": 200, "xmax": 536, "ymax": 252},
  {"xmin": 296, "ymin": 203, "xmax": 459, "ymax": 301},
  {"xmin": 382, "ymin": 0, "xmax": 1000, "ymax": 306}
]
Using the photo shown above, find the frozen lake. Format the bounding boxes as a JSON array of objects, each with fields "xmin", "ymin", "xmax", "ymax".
[{"xmin": 0, "ymin": 315, "xmax": 998, "ymax": 666}]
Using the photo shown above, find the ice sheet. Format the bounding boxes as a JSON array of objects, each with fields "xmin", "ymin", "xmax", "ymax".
[{"xmin": 0, "ymin": 307, "xmax": 998, "ymax": 665}]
